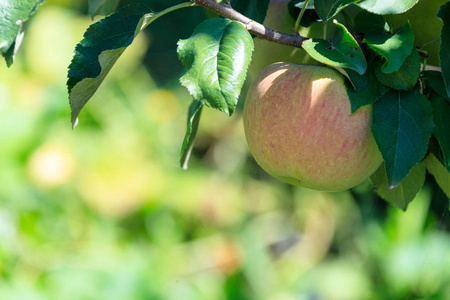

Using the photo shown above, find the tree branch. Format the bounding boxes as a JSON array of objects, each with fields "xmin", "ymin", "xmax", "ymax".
[{"xmin": 193, "ymin": 0, "xmax": 306, "ymax": 48}]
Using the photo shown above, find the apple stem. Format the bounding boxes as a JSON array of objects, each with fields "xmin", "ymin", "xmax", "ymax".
[{"xmin": 192, "ymin": 0, "xmax": 307, "ymax": 48}]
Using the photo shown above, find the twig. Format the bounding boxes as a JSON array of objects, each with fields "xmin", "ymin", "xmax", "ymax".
[{"xmin": 193, "ymin": 0, "xmax": 306, "ymax": 48}]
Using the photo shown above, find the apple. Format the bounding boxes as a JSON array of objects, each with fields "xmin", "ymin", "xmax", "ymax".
[
  {"xmin": 385, "ymin": 0, "xmax": 447, "ymax": 66},
  {"xmin": 243, "ymin": 63, "xmax": 383, "ymax": 191},
  {"xmin": 248, "ymin": 0, "xmax": 321, "ymax": 79}
]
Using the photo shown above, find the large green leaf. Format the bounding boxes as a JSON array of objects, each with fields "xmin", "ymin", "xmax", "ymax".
[
  {"xmin": 374, "ymin": 47, "xmax": 420, "ymax": 91},
  {"xmin": 67, "ymin": 4, "xmax": 158, "ymax": 127},
  {"xmin": 358, "ymin": 0, "xmax": 419, "ymax": 15},
  {"xmin": 438, "ymin": 2, "xmax": 450, "ymax": 98},
  {"xmin": 364, "ymin": 21, "xmax": 414, "ymax": 73},
  {"xmin": 302, "ymin": 21, "xmax": 367, "ymax": 74},
  {"xmin": 180, "ymin": 100, "xmax": 203, "ymax": 170},
  {"xmin": 89, "ymin": 0, "xmax": 120, "ymax": 18},
  {"xmin": 370, "ymin": 161, "xmax": 426, "ymax": 211},
  {"xmin": 177, "ymin": 18, "xmax": 254, "ymax": 116},
  {"xmin": 353, "ymin": 10, "xmax": 389, "ymax": 34},
  {"xmin": 371, "ymin": 90, "xmax": 434, "ymax": 187},
  {"xmin": 426, "ymin": 153, "xmax": 450, "ymax": 200},
  {"xmin": 230, "ymin": 0, "xmax": 270, "ymax": 24},
  {"xmin": 314, "ymin": 0, "xmax": 356, "ymax": 22},
  {"xmin": 431, "ymin": 93, "xmax": 450, "ymax": 173},
  {"xmin": 0, "ymin": 0, "xmax": 45, "ymax": 66}
]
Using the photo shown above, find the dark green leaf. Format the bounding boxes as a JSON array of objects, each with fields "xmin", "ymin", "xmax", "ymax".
[
  {"xmin": 89, "ymin": 0, "xmax": 120, "ymax": 18},
  {"xmin": 431, "ymin": 93, "xmax": 450, "ymax": 173},
  {"xmin": 230, "ymin": 0, "xmax": 270, "ymax": 24},
  {"xmin": 0, "ymin": 0, "xmax": 45, "ymax": 67},
  {"xmin": 342, "ymin": 68, "xmax": 369, "ymax": 91},
  {"xmin": 426, "ymin": 153, "xmax": 450, "ymax": 200},
  {"xmin": 358, "ymin": 0, "xmax": 419, "ymax": 15},
  {"xmin": 67, "ymin": 4, "xmax": 154, "ymax": 127},
  {"xmin": 180, "ymin": 100, "xmax": 203, "ymax": 170},
  {"xmin": 178, "ymin": 19, "xmax": 254, "ymax": 116},
  {"xmin": 314, "ymin": 0, "xmax": 356, "ymax": 22},
  {"xmin": 346, "ymin": 64, "xmax": 385, "ymax": 113},
  {"xmin": 353, "ymin": 10, "xmax": 388, "ymax": 33},
  {"xmin": 370, "ymin": 161, "xmax": 426, "ymax": 210},
  {"xmin": 372, "ymin": 90, "xmax": 434, "ymax": 187},
  {"xmin": 303, "ymin": 21, "xmax": 367, "ymax": 74},
  {"xmin": 423, "ymin": 70, "xmax": 450, "ymax": 101},
  {"xmin": 364, "ymin": 21, "xmax": 414, "ymax": 73},
  {"xmin": 437, "ymin": 2, "xmax": 450, "ymax": 98},
  {"xmin": 374, "ymin": 47, "xmax": 420, "ymax": 90}
]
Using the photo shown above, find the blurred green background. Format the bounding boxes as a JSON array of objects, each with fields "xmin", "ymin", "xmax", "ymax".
[{"xmin": 1, "ymin": 0, "xmax": 450, "ymax": 299}]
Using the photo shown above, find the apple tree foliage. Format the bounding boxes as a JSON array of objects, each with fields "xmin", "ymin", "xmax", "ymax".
[{"xmin": 1, "ymin": 0, "xmax": 450, "ymax": 210}]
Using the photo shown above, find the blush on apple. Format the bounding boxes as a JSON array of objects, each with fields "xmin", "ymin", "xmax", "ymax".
[{"xmin": 243, "ymin": 63, "xmax": 383, "ymax": 191}]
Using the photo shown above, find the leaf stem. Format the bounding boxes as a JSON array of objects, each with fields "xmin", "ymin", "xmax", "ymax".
[
  {"xmin": 141, "ymin": 2, "xmax": 194, "ymax": 31},
  {"xmin": 294, "ymin": 0, "xmax": 312, "ymax": 34},
  {"xmin": 192, "ymin": 0, "xmax": 306, "ymax": 48}
]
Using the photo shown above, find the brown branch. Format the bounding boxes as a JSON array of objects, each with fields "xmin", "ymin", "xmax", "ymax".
[{"xmin": 193, "ymin": 0, "xmax": 306, "ymax": 48}]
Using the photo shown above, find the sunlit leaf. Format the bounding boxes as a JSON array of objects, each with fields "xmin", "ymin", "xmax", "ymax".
[
  {"xmin": 303, "ymin": 21, "xmax": 367, "ymax": 74},
  {"xmin": 371, "ymin": 161, "xmax": 426, "ymax": 210},
  {"xmin": 67, "ymin": 4, "xmax": 156, "ymax": 127},
  {"xmin": 0, "ymin": 0, "xmax": 45, "ymax": 66},
  {"xmin": 364, "ymin": 21, "xmax": 414, "ymax": 73},
  {"xmin": 177, "ymin": 18, "xmax": 254, "ymax": 116},
  {"xmin": 372, "ymin": 90, "xmax": 434, "ymax": 187},
  {"xmin": 374, "ymin": 47, "xmax": 420, "ymax": 90},
  {"xmin": 358, "ymin": 0, "xmax": 419, "ymax": 15}
]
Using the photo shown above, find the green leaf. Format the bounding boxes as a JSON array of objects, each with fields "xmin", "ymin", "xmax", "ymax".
[
  {"xmin": 302, "ymin": 21, "xmax": 367, "ymax": 75},
  {"xmin": 178, "ymin": 18, "xmax": 254, "ymax": 116},
  {"xmin": 180, "ymin": 100, "xmax": 203, "ymax": 170},
  {"xmin": 370, "ymin": 161, "xmax": 426, "ymax": 210},
  {"xmin": 426, "ymin": 153, "xmax": 450, "ymax": 200},
  {"xmin": 437, "ymin": 2, "xmax": 450, "ymax": 98},
  {"xmin": 364, "ymin": 21, "xmax": 414, "ymax": 73},
  {"xmin": 371, "ymin": 90, "xmax": 434, "ymax": 187},
  {"xmin": 374, "ymin": 47, "xmax": 420, "ymax": 90},
  {"xmin": 353, "ymin": 10, "xmax": 389, "ymax": 33},
  {"xmin": 314, "ymin": 0, "xmax": 356, "ymax": 22},
  {"xmin": 0, "ymin": 0, "xmax": 45, "ymax": 67},
  {"xmin": 423, "ymin": 70, "xmax": 450, "ymax": 101},
  {"xmin": 89, "ymin": 0, "xmax": 120, "ymax": 18},
  {"xmin": 67, "ymin": 4, "xmax": 156, "ymax": 127},
  {"xmin": 346, "ymin": 64, "xmax": 386, "ymax": 113},
  {"xmin": 358, "ymin": 0, "xmax": 419, "ymax": 15},
  {"xmin": 430, "ymin": 93, "xmax": 450, "ymax": 173},
  {"xmin": 230, "ymin": 0, "xmax": 270, "ymax": 24}
]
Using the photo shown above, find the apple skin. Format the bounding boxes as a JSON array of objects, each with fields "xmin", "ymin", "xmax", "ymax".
[
  {"xmin": 243, "ymin": 63, "xmax": 383, "ymax": 191},
  {"xmin": 385, "ymin": 0, "xmax": 447, "ymax": 66},
  {"xmin": 248, "ymin": 0, "xmax": 321, "ymax": 79}
]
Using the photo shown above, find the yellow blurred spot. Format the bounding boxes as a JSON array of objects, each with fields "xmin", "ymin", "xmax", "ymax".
[
  {"xmin": 145, "ymin": 89, "xmax": 180, "ymax": 123},
  {"xmin": 27, "ymin": 144, "xmax": 75, "ymax": 187}
]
